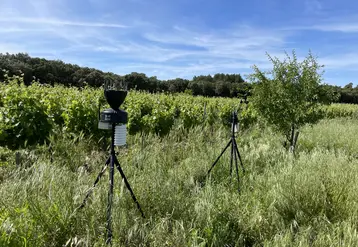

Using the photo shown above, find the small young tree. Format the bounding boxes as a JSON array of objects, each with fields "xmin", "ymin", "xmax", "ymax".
[{"xmin": 248, "ymin": 50, "xmax": 334, "ymax": 152}]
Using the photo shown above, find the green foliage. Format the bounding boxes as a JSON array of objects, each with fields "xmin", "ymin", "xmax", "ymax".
[
  {"xmin": 249, "ymin": 50, "xmax": 329, "ymax": 144},
  {"xmin": 339, "ymin": 82, "xmax": 358, "ymax": 104},
  {"xmin": 61, "ymin": 87, "xmax": 102, "ymax": 138},
  {"xmin": 322, "ymin": 103, "xmax": 358, "ymax": 119},
  {"xmin": 0, "ymin": 72, "xmax": 355, "ymax": 150},
  {"xmin": 0, "ymin": 76, "xmax": 54, "ymax": 149},
  {"xmin": 0, "ymin": 74, "xmax": 255, "ymax": 149}
]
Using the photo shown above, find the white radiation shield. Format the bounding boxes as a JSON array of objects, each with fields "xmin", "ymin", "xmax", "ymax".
[{"xmin": 114, "ymin": 124, "xmax": 127, "ymax": 146}]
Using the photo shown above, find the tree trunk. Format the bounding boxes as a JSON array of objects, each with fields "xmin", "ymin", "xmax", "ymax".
[
  {"xmin": 293, "ymin": 131, "xmax": 300, "ymax": 153},
  {"xmin": 288, "ymin": 124, "xmax": 300, "ymax": 154}
]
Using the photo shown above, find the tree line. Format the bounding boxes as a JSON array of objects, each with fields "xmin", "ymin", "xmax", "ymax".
[
  {"xmin": 0, "ymin": 53, "xmax": 250, "ymax": 98},
  {"xmin": 0, "ymin": 52, "xmax": 357, "ymax": 103},
  {"xmin": 328, "ymin": 83, "xmax": 358, "ymax": 104}
]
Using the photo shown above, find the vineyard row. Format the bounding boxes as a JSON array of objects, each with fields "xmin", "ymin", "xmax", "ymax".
[{"xmin": 1, "ymin": 78, "xmax": 358, "ymax": 148}]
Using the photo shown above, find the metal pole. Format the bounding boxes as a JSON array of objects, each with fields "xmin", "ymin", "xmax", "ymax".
[
  {"xmin": 106, "ymin": 123, "xmax": 116, "ymax": 245},
  {"xmin": 230, "ymin": 112, "xmax": 236, "ymax": 177},
  {"xmin": 233, "ymin": 139, "xmax": 240, "ymax": 192},
  {"xmin": 230, "ymin": 129, "xmax": 234, "ymax": 178}
]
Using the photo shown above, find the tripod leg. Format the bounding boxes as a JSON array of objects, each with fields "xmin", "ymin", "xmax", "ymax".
[
  {"xmin": 79, "ymin": 157, "xmax": 110, "ymax": 209},
  {"xmin": 106, "ymin": 155, "xmax": 115, "ymax": 245},
  {"xmin": 233, "ymin": 145, "xmax": 240, "ymax": 192},
  {"xmin": 114, "ymin": 157, "xmax": 145, "ymax": 218},
  {"xmin": 230, "ymin": 139, "xmax": 234, "ymax": 178},
  {"xmin": 233, "ymin": 139, "xmax": 245, "ymax": 173},
  {"xmin": 207, "ymin": 140, "xmax": 232, "ymax": 176}
]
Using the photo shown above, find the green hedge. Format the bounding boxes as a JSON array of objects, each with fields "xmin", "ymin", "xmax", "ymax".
[
  {"xmin": 0, "ymin": 76, "xmax": 257, "ymax": 148},
  {"xmin": 2, "ymin": 76, "xmax": 357, "ymax": 149}
]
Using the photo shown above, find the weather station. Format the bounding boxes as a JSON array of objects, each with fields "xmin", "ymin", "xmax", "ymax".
[{"xmin": 79, "ymin": 79, "xmax": 145, "ymax": 245}]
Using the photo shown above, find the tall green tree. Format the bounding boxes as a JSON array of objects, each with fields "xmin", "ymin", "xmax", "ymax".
[{"xmin": 248, "ymin": 50, "xmax": 333, "ymax": 152}]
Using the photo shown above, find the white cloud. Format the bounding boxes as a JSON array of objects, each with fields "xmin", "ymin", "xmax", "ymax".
[
  {"xmin": 100, "ymin": 24, "xmax": 292, "ymax": 65},
  {"xmin": 288, "ymin": 15, "xmax": 358, "ymax": 33},
  {"xmin": 0, "ymin": 43, "xmax": 27, "ymax": 54},
  {"xmin": 320, "ymin": 53, "xmax": 358, "ymax": 69},
  {"xmin": 311, "ymin": 23, "xmax": 358, "ymax": 33},
  {"xmin": 0, "ymin": 27, "xmax": 51, "ymax": 33},
  {"xmin": 107, "ymin": 61, "xmax": 265, "ymax": 80},
  {"xmin": 304, "ymin": 0, "xmax": 323, "ymax": 14},
  {"xmin": 0, "ymin": 17, "xmax": 128, "ymax": 28}
]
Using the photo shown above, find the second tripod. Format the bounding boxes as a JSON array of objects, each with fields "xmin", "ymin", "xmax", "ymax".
[{"xmin": 207, "ymin": 111, "xmax": 245, "ymax": 191}]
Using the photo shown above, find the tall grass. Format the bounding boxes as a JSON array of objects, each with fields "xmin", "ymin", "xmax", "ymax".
[{"xmin": 1, "ymin": 118, "xmax": 358, "ymax": 246}]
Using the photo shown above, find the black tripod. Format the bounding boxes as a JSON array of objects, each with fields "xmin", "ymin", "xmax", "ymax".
[
  {"xmin": 79, "ymin": 123, "xmax": 145, "ymax": 245},
  {"xmin": 207, "ymin": 111, "xmax": 245, "ymax": 191}
]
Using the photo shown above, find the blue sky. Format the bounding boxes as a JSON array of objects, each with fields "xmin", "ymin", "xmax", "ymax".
[{"xmin": 0, "ymin": 0, "xmax": 358, "ymax": 86}]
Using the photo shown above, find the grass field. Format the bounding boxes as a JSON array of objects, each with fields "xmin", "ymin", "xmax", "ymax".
[{"xmin": 1, "ymin": 117, "xmax": 358, "ymax": 246}]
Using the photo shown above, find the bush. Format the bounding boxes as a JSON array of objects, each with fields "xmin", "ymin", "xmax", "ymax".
[{"xmin": 0, "ymin": 77, "xmax": 53, "ymax": 148}]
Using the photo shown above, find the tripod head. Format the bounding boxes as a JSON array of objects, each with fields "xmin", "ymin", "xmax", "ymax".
[{"xmin": 231, "ymin": 94, "xmax": 250, "ymax": 133}]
